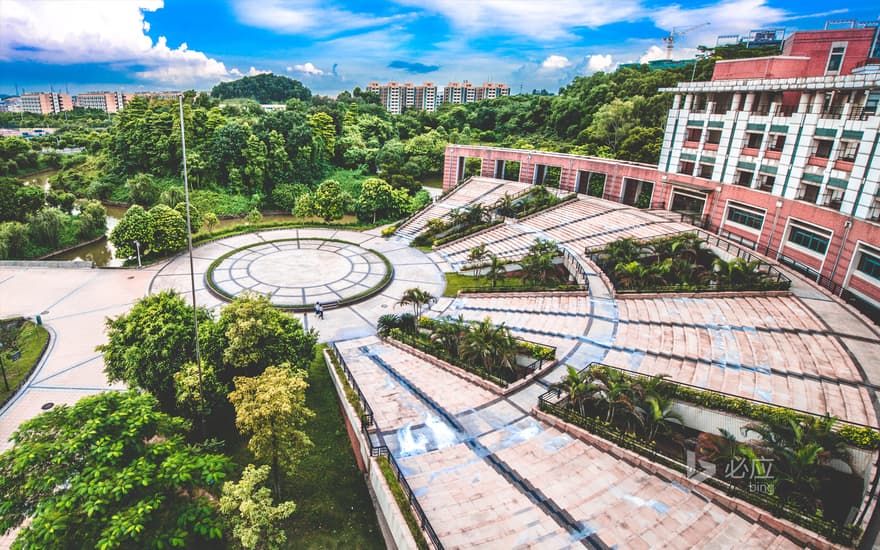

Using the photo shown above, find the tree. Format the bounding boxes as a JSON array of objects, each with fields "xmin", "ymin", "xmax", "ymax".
[
  {"xmin": 0, "ymin": 222, "xmax": 29, "ymax": 259},
  {"xmin": 292, "ymin": 192, "xmax": 315, "ymax": 218},
  {"xmin": 397, "ymin": 287, "xmax": 437, "ymax": 319},
  {"xmin": 126, "ymin": 173, "xmax": 159, "ymax": 206},
  {"xmin": 109, "ymin": 205, "xmax": 153, "ymax": 258},
  {"xmin": 174, "ymin": 201, "xmax": 203, "ymax": 233},
  {"xmin": 27, "ymin": 207, "xmax": 63, "ymax": 248},
  {"xmin": 15, "ymin": 185, "xmax": 46, "ymax": 219},
  {"xmin": 160, "ymin": 186, "xmax": 185, "ymax": 207},
  {"xmin": 312, "ymin": 179, "xmax": 349, "ymax": 222},
  {"xmin": 149, "ymin": 204, "xmax": 188, "ymax": 254},
  {"xmin": 98, "ymin": 290, "xmax": 212, "ymax": 412},
  {"xmin": 204, "ymin": 212, "xmax": 219, "ymax": 233},
  {"xmin": 461, "ymin": 318, "xmax": 518, "ymax": 376},
  {"xmin": 484, "ymin": 254, "xmax": 507, "ymax": 288},
  {"xmin": 76, "ymin": 200, "xmax": 107, "ymax": 239},
  {"xmin": 229, "ymin": 366, "xmax": 314, "ymax": 498},
  {"xmin": 467, "ymin": 244, "xmax": 487, "ymax": 276},
  {"xmin": 210, "ymin": 73, "xmax": 311, "ymax": 103},
  {"xmin": 307, "ymin": 112, "xmax": 336, "ymax": 161},
  {"xmin": 429, "ymin": 315, "xmax": 468, "ymax": 359},
  {"xmin": 356, "ymin": 177, "xmax": 410, "ymax": 223},
  {"xmin": 220, "ymin": 464, "xmax": 297, "ymax": 550},
  {"xmin": 202, "ymin": 292, "xmax": 317, "ymax": 383},
  {"xmin": 0, "ymin": 390, "xmax": 231, "ymax": 549}
]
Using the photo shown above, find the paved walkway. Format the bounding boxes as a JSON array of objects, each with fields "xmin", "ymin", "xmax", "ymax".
[{"xmin": 2, "ymin": 181, "xmax": 879, "ymax": 547}]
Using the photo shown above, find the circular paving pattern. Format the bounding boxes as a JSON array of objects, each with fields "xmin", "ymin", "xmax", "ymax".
[{"xmin": 207, "ymin": 238, "xmax": 391, "ymax": 309}]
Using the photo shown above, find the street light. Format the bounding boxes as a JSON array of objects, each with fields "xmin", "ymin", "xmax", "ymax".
[{"xmin": 133, "ymin": 240, "xmax": 141, "ymax": 269}]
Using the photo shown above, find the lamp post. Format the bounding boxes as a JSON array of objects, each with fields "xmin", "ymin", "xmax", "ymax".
[
  {"xmin": 134, "ymin": 240, "xmax": 141, "ymax": 268},
  {"xmin": 179, "ymin": 94, "xmax": 205, "ymax": 433}
]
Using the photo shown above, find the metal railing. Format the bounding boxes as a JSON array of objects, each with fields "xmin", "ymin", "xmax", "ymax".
[
  {"xmin": 562, "ymin": 247, "xmax": 591, "ymax": 289},
  {"xmin": 329, "ymin": 344, "xmax": 444, "ymax": 550}
]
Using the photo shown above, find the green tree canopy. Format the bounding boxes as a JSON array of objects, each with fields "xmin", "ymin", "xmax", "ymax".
[
  {"xmin": 98, "ymin": 290, "xmax": 212, "ymax": 412},
  {"xmin": 210, "ymin": 74, "xmax": 312, "ymax": 103},
  {"xmin": 109, "ymin": 204, "xmax": 153, "ymax": 258},
  {"xmin": 0, "ymin": 390, "xmax": 231, "ymax": 549},
  {"xmin": 229, "ymin": 366, "xmax": 314, "ymax": 498},
  {"xmin": 220, "ymin": 464, "xmax": 297, "ymax": 550},
  {"xmin": 148, "ymin": 203, "xmax": 188, "ymax": 254},
  {"xmin": 202, "ymin": 292, "xmax": 317, "ymax": 384}
]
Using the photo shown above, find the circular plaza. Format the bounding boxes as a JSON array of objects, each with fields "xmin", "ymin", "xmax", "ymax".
[{"xmin": 207, "ymin": 238, "xmax": 391, "ymax": 309}]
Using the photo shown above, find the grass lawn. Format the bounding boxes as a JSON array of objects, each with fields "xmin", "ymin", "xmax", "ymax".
[
  {"xmin": 420, "ymin": 175, "xmax": 444, "ymax": 189},
  {"xmin": 443, "ymin": 272, "xmax": 533, "ymax": 296},
  {"xmin": 0, "ymin": 320, "xmax": 49, "ymax": 405},
  {"xmin": 233, "ymin": 346, "xmax": 383, "ymax": 549}
]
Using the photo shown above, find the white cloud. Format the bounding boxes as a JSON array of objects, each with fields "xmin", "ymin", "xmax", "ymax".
[
  {"xmin": 230, "ymin": 66, "xmax": 271, "ymax": 77},
  {"xmin": 393, "ymin": 0, "xmax": 641, "ymax": 40},
  {"xmin": 232, "ymin": 0, "xmax": 410, "ymax": 37},
  {"xmin": 288, "ymin": 62, "xmax": 327, "ymax": 76},
  {"xmin": 587, "ymin": 54, "xmax": 613, "ymax": 72},
  {"xmin": 541, "ymin": 55, "xmax": 572, "ymax": 70},
  {"xmin": 0, "ymin": 0, "xmax": 232, "ymax": 85},
  {"xmin": 639, "ymin": 45, "xmax": 666, "ymax": 63}
]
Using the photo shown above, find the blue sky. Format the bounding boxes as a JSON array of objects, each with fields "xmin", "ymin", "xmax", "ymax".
[{"xmin": 0, "ymin": 0, "xmax": 876, "ymax": 97}]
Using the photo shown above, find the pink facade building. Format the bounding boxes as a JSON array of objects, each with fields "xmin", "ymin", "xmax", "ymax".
[
  {"xmin": 443, "ymin": 23, "xmax": 880, "ymax": 320},
  {"xmin": 20, "ymin": 92, "xmax": 73, "ymax": 115}
]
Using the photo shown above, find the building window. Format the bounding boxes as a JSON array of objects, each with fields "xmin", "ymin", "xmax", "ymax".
[
  {"xmin": 726, "ymin": 205, "xmax": 764, "ymax": 230},
  {"xmin": 857, "ymin": 251, "xmax": 880, "ymax": 281},
  {"xmin": 812, "ymin": 139, "xmax": 833, "ymax": 159},
  {"xmin": 797, "ymin": 183, "xmax": 820, "ymax": 204},
  {"xmin": 768, "ymin": 134, "xmax": 785, "ymax": 152},
  {"xmin": 686, "ymin": 128, "xmax": 702, "ymax": 142},
  {"xmin": 838, "ymin": 141, "xmax": 859, "ymax": 162},
  {"xmin": 678, "ymin": 161, "xmax": 695, "ymax": 175},
  {"xmin": 745, "ymin": 133, "xmax": 763, "ymax": 149},
  {"xmin": 706, "ymin": 129, "xmax": 722, "ymax": 144},
  {"xmin": 757, "ymin": 174, "xmax": 775, "ymax": 192},
  {"xmin": 826, "ymin": 44, "xmax": 846, "ymax": 73},
  {"xmin": 735, "ymin": 170, "xmax": 754, "ymax": 187},
  {"xmin": 698, "ymin": 164, "xmax": 713, "ymax": 178},
  {"xmin": 788, "ymin": 225, "xmax": 830, "ymax": 254}
]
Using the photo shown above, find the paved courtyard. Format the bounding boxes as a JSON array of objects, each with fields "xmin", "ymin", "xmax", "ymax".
[
  {"xmin": 208, "ymin": 238, "xmax": 390, "ymax": 308},
  {"xmin": 1, "ymin": 180, "xmax": 879, "ymax": 548}
]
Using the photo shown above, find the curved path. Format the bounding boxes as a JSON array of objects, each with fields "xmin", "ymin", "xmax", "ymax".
[{"xmin": 2, "ymin": 192, "xmax": 880, "ymax": 548}]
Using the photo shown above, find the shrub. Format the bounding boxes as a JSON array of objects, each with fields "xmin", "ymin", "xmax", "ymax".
[{"xmin": 27, "ymin": 207, "xmax": 63, "ymax": 248}]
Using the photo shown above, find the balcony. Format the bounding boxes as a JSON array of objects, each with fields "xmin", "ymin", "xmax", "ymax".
[
  {"xmin": 834, "ymin": 159, "xmax": 855, "ymax": 172},
  {"xmin": 741, "ymin": 147, "xmax": 760, "ymax": 158},
  {"xmin": 683, "ymin": 140, "xmax": 701, "ymax": 149},
  {"xmin": 764, "ymin": 149, "xmax": 782, "ymax": 160},
  {"xmin": 703, "ymin": 142, "xmax": 719, "ymax": 151},
  {"xmin": 806, "ymin": 155, "xmax": 829, "ymax": 168}
]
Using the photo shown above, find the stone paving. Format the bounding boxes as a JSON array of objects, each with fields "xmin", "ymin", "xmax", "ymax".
[
  {"xmin": 334, "ymin": 335, "xmax": 803, "ymax": 549},
  {"xmin": 208, "ymin": 238, "xmax": 390, "ymax": 308},
  {"xmin": 2, "ymin": 180, "xmax": 880, "ymax": 548}
]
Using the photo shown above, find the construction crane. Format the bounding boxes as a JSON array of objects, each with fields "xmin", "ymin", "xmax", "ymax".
[{"xmin": 663, "ymin": 22, "xmax": 711, "ymax": 59}]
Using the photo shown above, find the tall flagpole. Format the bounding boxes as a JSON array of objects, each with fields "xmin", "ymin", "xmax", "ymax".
[{"xmin": 179, "ymin": 94, "xmax": 205, "ymax": 429}]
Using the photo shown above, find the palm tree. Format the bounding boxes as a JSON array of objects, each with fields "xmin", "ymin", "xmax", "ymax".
[
  {"xmin": 601, "ymin": 237, "xmax": 641, "ymax": 266},
  {"xmin": 460, "ymin": 318, "xmax": 518, "ymax": 376},
  {"xmin": 592, "ymin": 368, "xmax": 636, "ymax": 424},
  {"xmin": 484, "ymin": 254, "xmax": 507, "ymax": 288},
  {"xmin": 430, "ymin": 315, "xmax": 468, "ymax": 359},
  {"xmin": 744, "ymin": 417, "xmax": 848, "ymax": 511},
  {"xmin": 555, "ymin": 366, "xmax": 600, "ymax": 416},
  {"xmin": 464, "ymin": 204, "xmax": 488, "ymax": 226},
  {"xmin": 613, "ymin": 261, "xmax": 665, "ymax": 290},
  {"xmin": 496, "ymin": 192, "xmax": 516, "ymax": 217},
  {"xmin": 397, "ymin": 288, "xmax": 437, "ymax": 319},
  {"xmin": 713, "ymin": 258, "xmax": 764, "ymax": 288},
  {"xmin": 467, "ymin": 244, "xmax": 487, "ymax": 276},
  {"xmin": 639, "ymin": 394, "xmax": 683, "ymax": 442},
  {"xmin": 377, "ymin": 313, "xmax": 399, "ymax": 337}
]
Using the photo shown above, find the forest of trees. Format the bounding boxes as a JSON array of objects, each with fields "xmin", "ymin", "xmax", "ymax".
[
  {"xmin": 0, "ymin": 43, "xmax": 776, "ymax": 261},
  {"xmin": 211, "ymin": 73, "xmax": 312, "ymax": 103}
]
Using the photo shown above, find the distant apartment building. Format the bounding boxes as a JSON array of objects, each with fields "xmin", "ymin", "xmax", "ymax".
[
  {"xmin": 442, "ymin": 81, "xmax": 510, "ymax": 104},
  {"xmin": 366, "ymin": 81, "xmax": 438, "ymax": 114},
  {"xmin": 74, "ymin": 91, "xmax": 126, "ymax": 113},
  {"xmin": 20, "ymin": 92, "xmax": 73, "ymax": 115}
]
